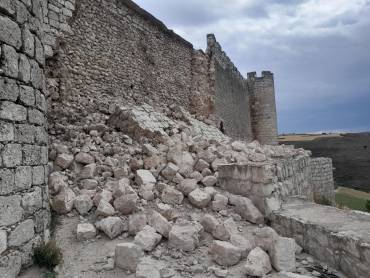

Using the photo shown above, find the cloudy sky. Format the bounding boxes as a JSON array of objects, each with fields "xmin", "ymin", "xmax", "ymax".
[{"xmin": 135, "ymin": 0, "xmax": 370, "ymax": 134}]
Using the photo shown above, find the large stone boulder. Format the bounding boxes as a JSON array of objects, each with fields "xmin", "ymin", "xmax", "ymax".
[
  {"xmin": 76, "ymin": 223, "xmax": 96, "ymax": 241},
  {"xmin": 136, "ymin": 170, "xmax": 156, "ymax": 185},
  {"xmin": 188, "ymin": 188, "xmax": 211, "ymax": 208},
  {"xmin": 134, "ymin": 226, "xmax": 162, "ymax": 251},
  {"xmin": 113, "ymin": 193, "xmax": 138, "ymax": 215},
  {"xmin": 229, "ymin": 195, "xmax": 264, "ymax": 224},
  {"xmin": 74, "ymin": 194, "xmax": 93, "ymax": 215},
  {"xmin": 244, "ymin": 247, "xmax": 272, "ymax": 277},
  {"xmin": 148, "ymin": 211, "xmax": 172, "ymax": 238},
  {"xmin": 161, "ymin": 187, "xmax": 184, "ymax": 205},
  {"xmin": 270, "ymin": 237, "xmax": 296, "ymax": 272},
  {"xmin": 209, "ymin": 240, "xmax": 242, "ymax": 267},
  {"xmin": 168, "ymin": 222, "xmax": 203, "ymax": 252},
  {"xmin": 51, "ymin": 187, "xmax": 76, "ymax": 214},
  {"xmin": 95, "ymin": 217, "xmax": 127, "ymax": 239}
]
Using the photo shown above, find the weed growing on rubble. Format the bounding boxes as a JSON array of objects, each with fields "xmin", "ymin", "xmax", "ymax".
[{"xmin": 33, "ymin": 241, "xmax": 63, "ymax": 270}]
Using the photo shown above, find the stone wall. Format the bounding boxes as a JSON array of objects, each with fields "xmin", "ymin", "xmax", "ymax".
[
  {"xmin": 248, "ymin": 71, "xmax": 278, "ymax": 145},
  {"xmin": 46, "ymin": 0, "xmax": 194, "ymax": 135},
  {"xmin": 206, "ymin": 34, "xmax": 254, "ymax": 141},
  {"xmin": 0, "ymin": 0, "xmax": 50, "ymax": 276},
  {"xmin": 310, "ymin": 157, "xmax": 335, "ymax": 204}
]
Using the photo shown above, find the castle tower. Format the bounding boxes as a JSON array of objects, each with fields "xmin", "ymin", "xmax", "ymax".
[{"xmin": 248, "ymin": 71, "xmax": 278, "ymax": 145}]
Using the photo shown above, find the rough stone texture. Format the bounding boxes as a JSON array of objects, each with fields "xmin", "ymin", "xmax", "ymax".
[
  {"xmin": 115, "ymin": 243, "xmax": 144, "ymax": 273},
  {"xmin": 0, "ymin": 10, "xmax": 49, "ymax": 263},
  {"xmin": 148, "ymin": 211, "xmax": 172, "ymax": 238},
  {"xmin": 188, "ymin": 188, "xmax": 211, "ymax": 208},
  {"xmin": 209, "ymin": 240, "xmax": 242, "ymax": 267},
  {"xmin": 134, "ymin": 225, "xmax": 162, "ymax": 251},
  {"xmin": 310, "ymin": 157, "xmax": 335, "ymax": 204},
  {"xmin": 76, "ymin": 223, "xmax": 96, "ymax": 241},
  {"xmin": 95, "ymin": 217, "xmax": 127, "ymax": 239},
  {"xmin": 270, "ymin": 236, "xmax": 296, "ymax": 272},
  {"xmin": 271, "ymin": 199, "xmax": 370, "ymax": 278},
  {"xmin": 229, "ymin": 195, "xmax": 264, "ymax": 224},
  {"xmin": 244, "ymin": 247, "xmax": 272, "ymax": 277},
  {"xmin": 168, "ymin": 222, "xmax": 202, "ymax": 252}
]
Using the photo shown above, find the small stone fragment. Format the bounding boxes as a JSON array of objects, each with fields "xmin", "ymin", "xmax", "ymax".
[
  {"xmin": 188, "ymin": 188, "xmax": 211, "ymax": 208},
  {"xmin": 209, "ymin": 240, "xmax": 242, "ymax": 267},
  {"xmin": 96, "ymin": 217, "xmax": 127, "ymax": 239},
  {"xmin": 134, "ymin": 225, "xmax": 162, "ymax": 251},
  {"xmin": 77, "ymin": 223, "xmax": 96, "ymax": 241},
  {"xmin": 244, "ymin": 247, "xmax": 272, "ymax": 277},
  {"xmin": 115, "ymin": 243, "xmax": 144, "ymax": 272}
]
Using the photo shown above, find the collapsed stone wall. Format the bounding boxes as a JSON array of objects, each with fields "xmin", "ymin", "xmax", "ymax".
[{"xmin": 0, "ymin": 0, "xmax": 50, "ymax": 276}]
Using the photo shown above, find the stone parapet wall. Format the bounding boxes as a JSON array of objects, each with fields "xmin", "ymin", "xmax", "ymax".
[
  {"xmin": 310, "ymin": 157, "xmax": 335, "ymax": 204},
  {"xmin": 0, "ymin": 0, "xmax": 50, "ymax": 276},
  {"xmin": 271, "ymin": 200, "xmax": 370, "ymax": 278}
]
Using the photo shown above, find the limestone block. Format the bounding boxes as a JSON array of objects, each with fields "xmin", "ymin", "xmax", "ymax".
[
  {"xmin": 96, "ymin": 217, "xmax": 127, "ymax": 239},
  {"xmin": 270, "ymin": 237, "xmax": 296, "ymax": 272},
  {"xmin": 22, "ymin": 144, "xmax": 41, "ymax": 165},
  {"xmin": 201, "ymin": 214, "xmax": 218, "ymax": 234},
  {"xmin": 1, "ymin": 44, "xmax": 18, "ymax": 77},
  {"xmin": 32, "ymin": 165, "xmax": 45, "ymax": 185},
  {"xmin": 51, "ymin": 187, "xmax": 76, "ymax": 214},
  {"xmin": 93, "ymin": 190, "xmax": 113, "ymax": 206},
  {"xmin": 28, "ymin": 108, "xmax": 44, "ymax": 125},
  {"xmin": 76, "ymin": 223, "xmax": 96, "ymax": 241},
  {"xmin": 134, "ymin": 225, "xmax": 162, "ymax": 251},
  {"xmin": 212, "ymin": 194, "xmax": 228, "ymax": 211},
  {"xmin": 21, "ymin": 187, "xmax": 43, "ymax": 214},
  {"xmin": 177, "ymin": 178, "xmax": 198, "ymax": 196},
  {"xmin": 115, "ymin": 243, "xmax": 144, "ymax": 272},
  {"xmin": 0, "ymin": 101, "xmax": 27, "ymax": 122},
  {"xmin": 18, "ymin": 55, "xmax": 31, "ymax": 83},
  {"xmin": 244, "ymin": 247, "xmax": 272, "ymax": 277},
  {"xmin": 202, "ymin": 175, "xmax": 217, "ymax": 187},
  {"xmin": 0, "ymin": 0, "xmax": 15, "ymax": 15},
  {"xmin": 136, "ymin": 169, "xmax": 156, "ymax": 185},
  {"xmin": 148, "ymin": 211, "xmax": 172, "ymax": 238},
  {"xmin": 0, "ymin": 195, "xmax": 23, "ymax": 226},
  {"xmin": 0, "ymin": 15, "xmax": 21, "ymax": 49},
  {"xmin": 0, "ymin": 78, "xmax": 18, "ymax": 101},
  {"xmin": 15, "ymin": 166, "xmax": 32, "ymax": 191},
  {"xmin": 79, "ymin": 163, "xmax": 96, "ymax": 179},
  {"xmin": 161, "ymin": 186, "xmax": 184, "ymax": 205},
  {"xmin": 0, "ymin": 230, "xmax": 7, "ymax": 255},
  {"xmin": 30, "ymin": 59, "xmax": 43, "ymax": 89},
  {"xmin": 230, "ymin": 233, "xmax": 254, "ymax": 258},
  {"xmin": 2, "ymin": 143, "xmax": 22, "ymax": 167},
  {"xmin": 75, "ymin": 152, "xmax": 95, "ymax": 165},
  {"xmin": 0, "ymin": 168, "xmax": 14, "ymax": 195},
  {"xmin": 96, "ymin": 199, "xmax": 115, "ymax": 217},
  {"xmin": 129, "ymin": 214, "xmax": 148, "ymax": 235},
  {"xmin": 209, "ymin": 240, "xmax": 242, "ymax": 267},
  {"xmin": 161, "ymin": 162, "xmax": 179, "ymax": 181},
  {"xmin": 168, "ymin": 222, "xmax": 202, "ymax": 252},
  {"xmin": 55, "ymin": 153, "xmax": 74, "ymax": 170},
  {"xmin": 8, "ymin": 219, "xmax": 34, "ymax": 247},
  {"xmin": 80, "ymin": 179, "xmax": 98, "ymax": 190},
  {"xmin": 188, "ymin": 188, "xmax": 211, "ymax": 208},
  {"xmin": 22, "ymin": 27, "xmax": 34, "ymax": 57},
  {"xmin": 74, "ymin": 194, "xmax": 93, "ymax": 215},
  {"xmin": 230, "ymin": 195, "xmax": 264, "ymax": 224},
  {"xmin": 113, "ymin": 193, "xmax": 138, "ymax": 215}
]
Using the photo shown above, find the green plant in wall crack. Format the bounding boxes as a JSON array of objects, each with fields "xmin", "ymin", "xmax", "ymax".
[
  {"xmin": 43, "ymin": 271, "xmax": 57, "ymax": 278},
  {"xmin": 33, "ymin": 240, "xmax": 63, "ymax": 271}
]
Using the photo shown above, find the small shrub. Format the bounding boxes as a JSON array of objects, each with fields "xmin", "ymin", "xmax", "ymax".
[
  {"xmin": 33, "ymin": 241, "xmax": 63, "ymax": 270},
  {"xmin": 314, "ymin": 194, "xmax": 332, "ymax": 206},
  {"xmin": 43, "ymin": 271, "xmax": 57, "ymax": 278},
  {"xmin": 366, "ymin": 200, "xmax": 370, "ymax": 213}
]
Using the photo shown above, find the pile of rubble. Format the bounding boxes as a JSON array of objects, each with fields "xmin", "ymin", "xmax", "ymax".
[{"xmin": 46, "ymin": 104, "xmax": 341, "ymax": 277}]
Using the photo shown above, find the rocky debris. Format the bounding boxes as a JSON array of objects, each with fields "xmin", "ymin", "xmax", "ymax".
[
  {"xmin": 113, "ymin": 193, "xmax": 139, "ymax": 215},
  {"xmin": 161, "ymin": 163, "xmax": 179, "ymax": 181},
  {"xmin": 93, "ymin": 190, "xmax": 113, "ymax": 207},
  {"xmin": 229, "ymin": 195, "xmax": 264, "ymax": 224},
  {"xmin": 96, "ymin": 200, "xmax": 115, "ymax": 217},
  {"xmin": 201, "ymin": 214, "xmax": 219, "ymax": 234},
  {"xmin": 230, "ymin": 233, "xmax": 254, "ymax": 258},
  {"xmin": 136, "ymin": 170, "xmax": 156, "ymax": 185},
  {"xmin": 254, "ymin": 226, "xmax": 279, "ymax": 252},
  {"xmin": 95, "ymin": 217, "xmax": 127, "ymax": 239},
  {"xmin": 76, "ymin": 223, "xmax": 97, "ymax": 241},
  {"xmin": 115, "ymin": 242, "xmax": 144, "ymax": 272},
  {"xmin": 202, "ymin": 175, "xmax": 217, "ymax": 187},
  {"xmin": 156, "ymin": 203, "xmax": 176, "ymax": 220},
  {"xmin": 271, "ymin": 236, "xmax": 297, "ymax": 272},
  {"xmin": 51, "ymin": 187, "xmax": 76, "ymax": 214},
  {"xmin": 168, "ymin": 222, "xmax": 202, "ymax": 251},
  {"xmin": 79, "ymin": 163, "xmax": 97, "ymax": 179},
  {"xmin": 177, "ymin": 178, "xmax": 198, "ymax": 196},
  {"xmin": 148, "ymin": 211, "xmax": 172, "ymax": 238},
  {"xmin": 244, "ymin": 247, "xmax": 272, "ymax": 277},
  {"xmin": 212, "ymin": 194, "xmax": 228, "ymax": 211},
  {"xmin": 74, "ymin": 194, "xmax": 93, "ymax": 215},
  {"xmin": 209, "ymin": 240, "xmax": 242, "ymax": 267},
  {"xmin": 134, "ymin": 225, "xmax": 162, "ymax": 251},
  {"xmin": 161, "ymin": 186, "xmax": 184, "ymax": 205},
  {"xmin": 136, "ymin": 257, "xmax": 163, "ymax": 278},
  {"xmin": 129, "ymin": 214, "xmax": 148, "ymax": 235},
  {"xmin": 188, "ymin": 188, "xmax": 211, "ymax": 208},
  {"xmin": 75, "ymin": 152, "xmax": 95, "ymax": 165},
  {"xmin": 55, "ymin": 153, "xmax": 74, "ymax": 170}
]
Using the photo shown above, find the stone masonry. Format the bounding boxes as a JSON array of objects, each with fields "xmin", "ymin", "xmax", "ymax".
[{"xmin": 0, "ymin": 0, "xmax": 50, "ymax": 276}]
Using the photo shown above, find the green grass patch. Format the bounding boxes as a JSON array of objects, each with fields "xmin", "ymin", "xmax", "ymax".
[
  {"xmin": 33, "ymin": 241, "xmax": 63, "ymax": 271},
  {"xmin": 335, "ymin": 192, "xmax": 370, "ymax": 212}
]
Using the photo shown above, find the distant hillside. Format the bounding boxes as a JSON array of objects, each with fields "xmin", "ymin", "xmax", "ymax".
[{"xmin": 279, "ymin": 133, "xmax": 370, "ymax": 192}]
